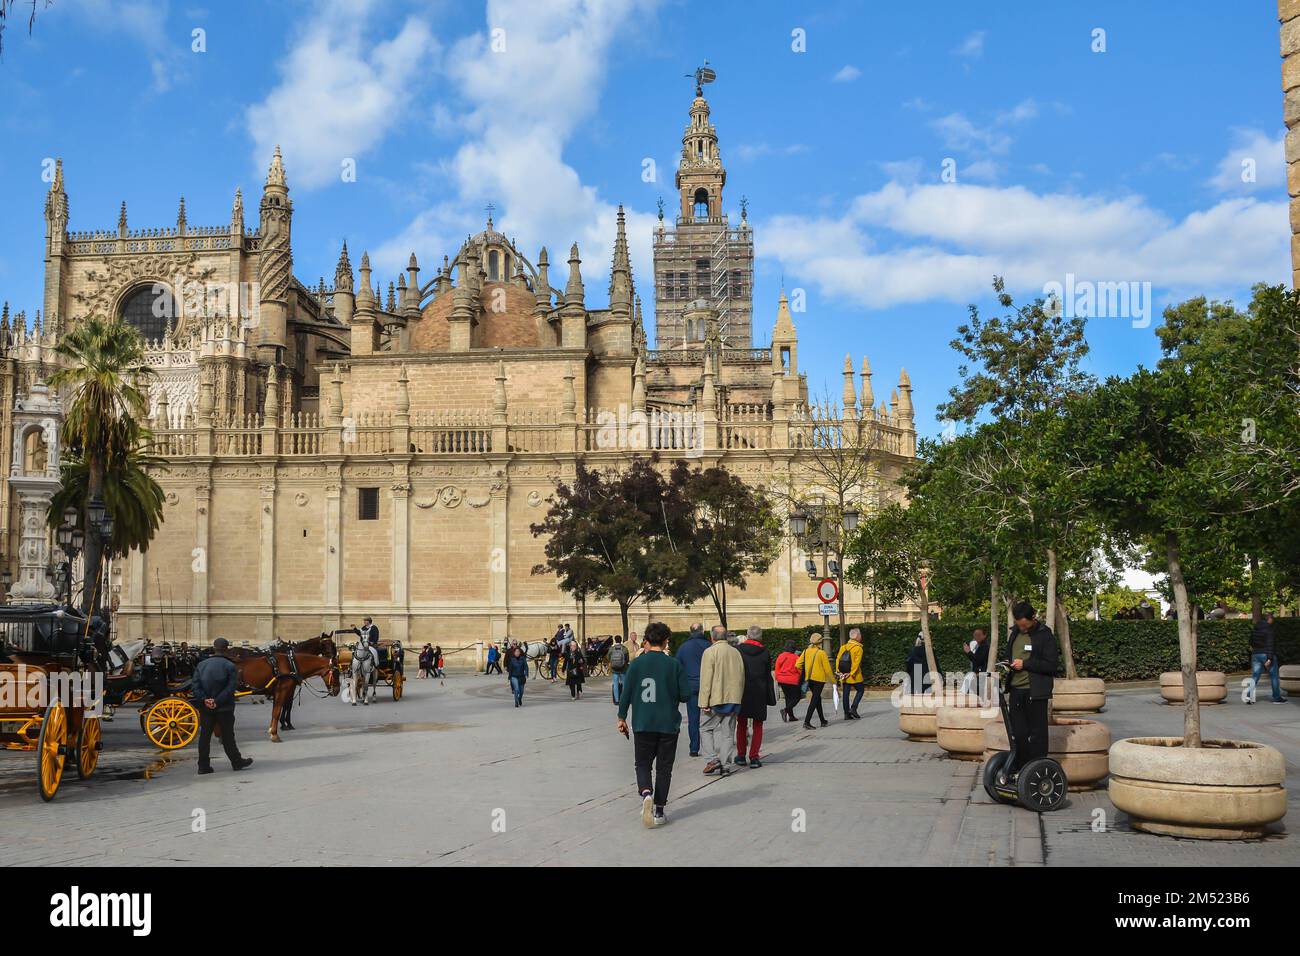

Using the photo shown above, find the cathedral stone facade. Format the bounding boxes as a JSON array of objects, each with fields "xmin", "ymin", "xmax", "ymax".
[{"xmin": 2, "ymin": 84, "xmax": 918, "ymax": 659}]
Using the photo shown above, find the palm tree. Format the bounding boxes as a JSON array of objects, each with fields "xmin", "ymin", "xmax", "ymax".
[{"xmin": 48, "ymin": 318, "xmax": 156, "ymax": 615}]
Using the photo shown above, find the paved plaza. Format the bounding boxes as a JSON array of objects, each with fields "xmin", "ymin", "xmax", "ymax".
[{"xmin": 1, "ymin": 673, "xmax": 1296, "ymax": 866}]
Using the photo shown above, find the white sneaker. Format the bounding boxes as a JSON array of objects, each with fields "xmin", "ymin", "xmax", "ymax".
[
  {"xmin": 640, "ymin": 793, "xmax": 654, "ymax": 828},
  {"xmin": 652, "ymin": 809, "xmax": 668, "ymax": 827}
]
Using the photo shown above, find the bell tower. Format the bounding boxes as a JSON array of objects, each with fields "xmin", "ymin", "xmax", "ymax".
[{"xmin": 653, "ymin": 65, "xmax": 754, "ymax": 350}]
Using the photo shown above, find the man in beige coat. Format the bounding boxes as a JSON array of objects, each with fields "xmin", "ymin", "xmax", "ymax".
[{"xmin": 698, "ymin": 625, "xmax": 746, "ymax": 776}]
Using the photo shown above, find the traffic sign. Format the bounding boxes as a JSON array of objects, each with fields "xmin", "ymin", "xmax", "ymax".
[
  {"xmin": 816, "ymin": 578, "xmax": 839, "ymax": 603},
  {"xmin": 819, "ymin": 603, "xmax": 838, "ymax": 616}
]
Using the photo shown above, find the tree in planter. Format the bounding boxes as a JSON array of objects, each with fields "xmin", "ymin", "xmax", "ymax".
[
  {"xmin": 530, "ymin": 456, "xmax": 688, "ymax": 641},
  {"xmin": 48, "ymin": 317, "xmax": 154, "ymax": 615},
  {"xmin": 939, "ymin": 277, "xmax": 1098, "ymax": 676},
  {"xmin": 662, "ymin": 464, "xmax": 783, "ymax": 629},
  {"xmin": 1064, "ymin": 288, "xmax": 1300, "ymax": 746}
]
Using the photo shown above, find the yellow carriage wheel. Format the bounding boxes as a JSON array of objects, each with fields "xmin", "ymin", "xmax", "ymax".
[
  {"xmin": 144, "ymin": 697, "xmax": 200, "ymax": 750},
  {"xmin": 37, "ymin": 702, "xmax": 68, "ymax": 802},
  {"xmin": 393, "ymin": 670, "xmax": 404, "ymax": 701},
  {"xmin": 76, "ymin": 718, "xmax": 102, "ymax": 779}
]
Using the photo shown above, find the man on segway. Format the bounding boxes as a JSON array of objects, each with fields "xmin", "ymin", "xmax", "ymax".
[{"xmin": 1002, "ymin": 600, "xmax": 1058, "ymax": 774}]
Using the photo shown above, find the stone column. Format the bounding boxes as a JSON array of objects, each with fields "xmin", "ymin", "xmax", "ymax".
[
  {"xmin": 390, "ymin": 478, "xmax": 410, "ymax": 645},
  {"xmin": 1282, "ymin": 0, "xmax": 1300, "ymax": 285},
  {"xmin": 192, "ymin": 482, "xmax": 211, "ymax": 643},
  {"xmin": 489, "ymin": 473, "xmax": 509, "ymax": 642},
  {"xmin": 323, "ymin": 477, "xmax": 342, "ymax": 632},
  {"xmin": 256, "ymin": 479, "xmax": 275, "ymax": 643},
  {"xmin": 9, "ymin": 482, "xmax": 56, "ymax": 603}
]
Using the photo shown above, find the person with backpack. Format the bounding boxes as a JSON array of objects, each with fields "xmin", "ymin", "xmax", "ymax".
[
  {"xmin": 774, "ymin": 640, "xmax": 802, "ymax": 722},
  {"xmin": 735, "ymin": 625, "xmax": 777, "ymax": 767},
  {"xmin": 616, "ymin": 621, "xmax": 691, "ymax": 828},
  {"xmin": 485, "ymin": 642, "xmax": 502, "ymax": 675},
  {"xmin": 796, "ymin": 634, "xmax": 833, "ymax": 729},
  {"xmin": 609, "ymin": 635, "xmax": 631, "ymax": 705},
  {"xmin": 836, "ymin": 628, "xmax": 866, "ymax": 720}
]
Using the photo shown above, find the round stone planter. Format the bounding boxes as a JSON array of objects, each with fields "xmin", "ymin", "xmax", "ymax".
[
  {"xmin": 1160, "ymin": 671, "xmax": 1226, "ymax": 705},
  {"xmin": 984, "ymin": 717, "xmax": 1111, "ymax": 790},
  {"xmin": 1280, "ymin": 664, "xmax": 1300, "ymax": 695},
  {"xmin": 936, "ymin": 704, "xmax": 998, "ymax": 759},
  {"xmin": 1052, "ymin": 677, "xmax": 1106, "ymax": 714},
  {"xmin": 1108, "ymin": 737, "xmax": 1287, "ymax": 840},
  {"xmin": 898, "ymin": 693, "xmax": 979, "ymax": 741}
]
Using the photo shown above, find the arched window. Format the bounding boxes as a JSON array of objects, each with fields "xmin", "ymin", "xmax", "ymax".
[
  {"xmin": 488, "ymin": 250, "xmax": 501, "ymax": 281},
  {"xmin": 118, "ymin": 284, "xmax": 173, "ymax": 341},
  {"xmin": 693, "ymin": 188, "xmax": 709, "ymax": 220}
]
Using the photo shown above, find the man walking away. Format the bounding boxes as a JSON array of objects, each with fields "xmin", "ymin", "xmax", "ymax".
[
  {"xmin": 1001, "ymin": 601, "xmax": 1058, "ymax": 772},
  {"xmin": 193, "ymin": 638, "xmax": 252, "ymax": 775},
  {"xmin": 736, "ymin": 625, "xmax": 777, "ymax": 766},
  {"xmin": 617, "ymin": 621, "xmax": 691, "ymax": 827},
  {"xmin": 836, "ymin": 628, "xmax": 866, "ymax": 720},
  {"xmin": 1249, "ymin": 612, "xmax": 1286, "ymax": 703},
  {"xmin": 698, "ymin": 625, "xmax": 745, "ymax": 775},
  {"xmin": 676, "ymin": 623, "xmax": 711, "ymax": 757},
  {"xmin": 609, "ymin": 634, "xmax": 631, "ymax": 706}
]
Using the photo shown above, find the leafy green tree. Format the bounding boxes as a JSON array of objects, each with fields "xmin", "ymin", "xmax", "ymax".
[
  {"xmin": 663, "ymin": 465, "xmax": 782, "ymax": 629},
  {"xmin": 530, "ymin": 456, "xmax": 689, "ymax": 641},
  {"xmin": 844, "ymin": 501, "xmax": 939, "ymax": 675},
  {"xmin": 48, "ymin": 318, "xmax": 155, "ymax": 614}
]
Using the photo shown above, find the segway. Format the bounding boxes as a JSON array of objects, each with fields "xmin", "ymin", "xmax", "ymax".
[{"xmin": 982, "ymin": 662, "xmax": 1068, "ymax": 812}]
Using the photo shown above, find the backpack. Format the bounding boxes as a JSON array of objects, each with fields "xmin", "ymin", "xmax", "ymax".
[
  {"xmin": 609, "ymin": 643, "xmax": 629, "ymax": 672},
  {"xmin": 837, "ymin": 648, "xmax": 853, "ymax": 674}
]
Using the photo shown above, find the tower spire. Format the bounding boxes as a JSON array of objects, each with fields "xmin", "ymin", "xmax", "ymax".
[{"xmin": 608, "ymin": 205, "xmax": 633, "ymax": 313}]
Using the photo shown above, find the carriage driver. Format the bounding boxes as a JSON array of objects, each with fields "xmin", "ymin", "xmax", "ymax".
[{"xmin": 350, "ymin": 617, "xmax": 380, "ymax": 648}]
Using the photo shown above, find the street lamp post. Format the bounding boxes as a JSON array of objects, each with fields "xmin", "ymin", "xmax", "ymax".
[{"xmin": 790, "ymin": 501, "xmax": 861, "ymax": 653}]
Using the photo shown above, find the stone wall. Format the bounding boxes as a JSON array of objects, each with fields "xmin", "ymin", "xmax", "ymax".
[{"xmin": 1282, "ymin": 0, "xmax": 1300, "ymax": 285}]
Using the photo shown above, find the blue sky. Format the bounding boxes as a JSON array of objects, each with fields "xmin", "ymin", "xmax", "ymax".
[{"xmin": 0, "ymin": 0, "xmax": 1288, "ymax": 438}]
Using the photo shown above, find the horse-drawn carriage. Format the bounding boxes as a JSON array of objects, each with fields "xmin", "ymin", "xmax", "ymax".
[
  {"xmin": 0, "ymin": 604, "xmax": 101, "ymax": 801},
  {"xmin": 102, "ymin": 640, "xmax": 202, "ymax": 750},
  {"xmin": 519, "ymin": 635, "xmax": 615, "ymax": 681},
  {"xmin": 335, "ymin": 635, "xmax": 404, "ymax": 703}
]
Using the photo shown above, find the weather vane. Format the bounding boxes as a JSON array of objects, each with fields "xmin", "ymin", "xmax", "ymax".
[{"xmin": 684, "ymin": 61, "xmax": 716, "ymax": 95}]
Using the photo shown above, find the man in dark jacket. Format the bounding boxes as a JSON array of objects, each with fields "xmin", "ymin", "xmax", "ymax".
[
  {"xmin": 675, "ymin": 623, "xmax": 710, "ymax": 757},
  {"xmin": 1249, "ymin": 612, "xmax": 1286, "ymax": 703},
  {"xmin": 735, "ymin": 625, "xmax": 777, "ymax": 768},
  {"xmin": 192, "ymin": 638, "xmax": 253, "ymax": 775},
  {"xmin": 1000, "ymin": 601, "xmax": 1058, "ymax": 773},
  {"xmin": 965, "ymin": 628, "xmax": 991, "ymax": 695}
]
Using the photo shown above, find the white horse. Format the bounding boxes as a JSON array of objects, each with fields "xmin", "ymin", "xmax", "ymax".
[{"xmin": 349, "ymin": 641, "xmax": 378, "ymax": 705}]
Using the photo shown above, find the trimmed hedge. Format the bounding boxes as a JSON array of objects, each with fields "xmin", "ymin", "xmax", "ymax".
[{"xmin": 670, "ymin": 618, "xmax": 1300, "ymax": 686}]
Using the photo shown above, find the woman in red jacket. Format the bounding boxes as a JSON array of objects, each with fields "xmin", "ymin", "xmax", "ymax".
[{"xmin": 774, "ymin": 640, "xmax": 802, "ymax": 723}]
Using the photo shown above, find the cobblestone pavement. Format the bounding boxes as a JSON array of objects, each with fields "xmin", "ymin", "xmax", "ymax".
[{"xmin": 1, "ymin": 673, "xmax": 1295, "ymax": 866}]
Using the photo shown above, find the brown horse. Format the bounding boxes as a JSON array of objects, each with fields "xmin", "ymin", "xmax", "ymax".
[{"xmin": 229, "ymin": 650, "xmax": 336, "ymax": 742}]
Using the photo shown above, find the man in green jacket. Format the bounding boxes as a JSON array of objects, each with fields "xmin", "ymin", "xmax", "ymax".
[{"xmin": 617, "ymin": 621, "xmax": 691, "ymax": 828}]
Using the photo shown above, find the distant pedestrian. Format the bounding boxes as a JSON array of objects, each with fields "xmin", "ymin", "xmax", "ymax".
[
  {"xmin": 698, "ymin": 625, "xmax": 745, "ymax": 775},
  {"xmin": 507, "ymin": 645, "xmax": 529, "ymax": 707},
  {"xmin": 565, "ymin": 640, "xmax": 586, "ymax": 699},
  {"xmin": 616, "ymin": 621, "xmax": 691, "ymax": 828},
  {"xmin": 418, "ymin": 644, "xmax": 433, "ymax": 678},
  {"xmin": 609, "ymin": 634, "xmax": 631, "ymax": 706},
  {"xmin": 676, "ymin": 623, "xmax": 710, "ymax": 757},
  {"xmin": 1248, "ymin": 612, "xmax": 1286, "ymax": 703},
  {"xmin": 774, "ymin": 640, "xmax": 802, "ymax": 722},
  {"xmin": 903, "ymin": 634, "xmax": 930, "ymax": 693},
  {"xmin": 547, "ymin": 634, "xmax": 560, "ymax": 680},
  {"xmin": 964, "ymin": 628, "xmax": 990, "ymax": 696},
  {"xmin": 735, "ymin": 625, "xmax": 776, "ymax": 767},
  {"xmin": 836, "ymin": 627, "xmax": 866, "ymax": 720},
  {"xmin": 797, "ymin": 634, "xmax": 833, "ymax": 729},
  {"xmin": 433, "ymin": 646, "xmax": 445, "ymax": 679},
  {"xmin": 485, "ymin": 642, "xmax": 502, "ymax": 675},
  {"xmin": 192, "ymin": 638, "xmax": 253, "ymax": 775}
]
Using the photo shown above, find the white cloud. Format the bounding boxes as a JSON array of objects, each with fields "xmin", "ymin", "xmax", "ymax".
[
  {"xmin": 374, "ymin": 0, "xmax": 662, "ymax": 298},
  {"xmin": 245, "ymin": 1, "xmax": 438, "ymax": 189},
  {"xmin": 1209, "ymin": 128, "xmax": 1285, "ymax": 193},
  {"xmin": 832, "ymin": 65, "xmax": 861, "ymax": 83},
  {"xmin": 761, "ymin": 179, "xmax": 1288, "ymax": 311},
  {"xmin": 71, "ymin": 0, "xmax": 180, "ymax": 92},
  {"xmin": 953, "ymin": 30, "xmax": 986, "ymax": 59}
]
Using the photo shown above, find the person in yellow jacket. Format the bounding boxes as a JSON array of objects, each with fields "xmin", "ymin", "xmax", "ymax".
[
  {"xmin": 835, "ymin": 628, "xmax": 866, "ymax": 720},
  {"xmin": 796, "ymin": 634, "xmax": 833, "ymax": 729}
]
